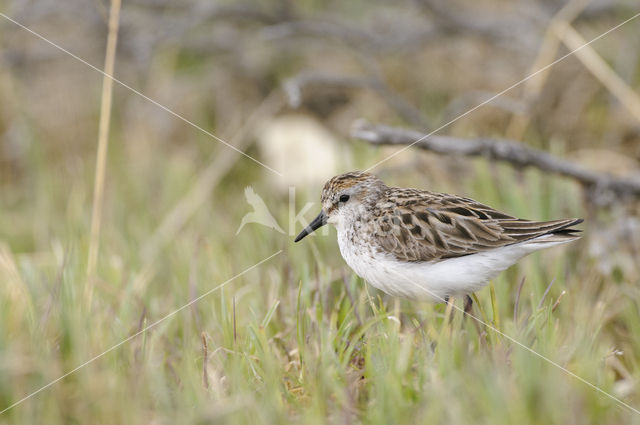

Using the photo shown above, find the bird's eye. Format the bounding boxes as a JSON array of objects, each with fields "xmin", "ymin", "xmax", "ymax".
[{"xmin": 339, "ymin": 194, "xmax": 350, "ymax": 203}]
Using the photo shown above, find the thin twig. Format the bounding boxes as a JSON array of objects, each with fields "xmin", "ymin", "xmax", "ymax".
[{"xmin": 87, "ymin": 0, "xmax": 121, "ymax": 306}]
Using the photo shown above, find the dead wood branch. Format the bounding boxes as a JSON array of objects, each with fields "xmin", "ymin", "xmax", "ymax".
[{"xmin": 351, "ymin": 120, "xmax": 640, "ymax": 203}]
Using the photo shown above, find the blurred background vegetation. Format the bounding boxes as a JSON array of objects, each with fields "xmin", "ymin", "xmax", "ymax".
[{"xmin": 1, "ymin": 0, "xmax": 640, "ymax": 423}]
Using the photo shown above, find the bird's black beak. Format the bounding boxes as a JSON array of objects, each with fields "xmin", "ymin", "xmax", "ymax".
[{"xmin": 294, "ymin": 211, "xmax": 327, "ymax": 242}]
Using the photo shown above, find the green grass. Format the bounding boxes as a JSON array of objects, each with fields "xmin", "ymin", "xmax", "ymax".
[{"xmin": 1, "ymin": 141, "xmax": 639, "ymax": 425}]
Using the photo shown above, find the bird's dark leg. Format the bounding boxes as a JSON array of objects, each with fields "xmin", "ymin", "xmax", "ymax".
[
  {"xmin": 443, "ymin": 295, "xmax": 455, "ymax": 323},
  {"xmin": 463, "ymin": 294, "xmax": 473, "ymax": 315}
]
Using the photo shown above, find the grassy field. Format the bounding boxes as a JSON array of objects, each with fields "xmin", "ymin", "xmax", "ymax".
[
  {"xmin": 2, "ymin": 142, "xmax": 639, "ymax": 424},
  {"xmin": 2, "ymin": 1, "xmax": 640, "ymax": 424}
]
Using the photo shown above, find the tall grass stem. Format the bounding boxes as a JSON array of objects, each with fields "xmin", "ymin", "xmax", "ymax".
[{"xmin": 86, "ymin": 0, "xmax": 121, "ymax": 305}]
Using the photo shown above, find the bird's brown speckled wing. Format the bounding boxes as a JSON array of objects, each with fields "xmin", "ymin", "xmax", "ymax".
[{"xmin": 372, "ymin": 189, "xmax": 582, "ymax": 262}]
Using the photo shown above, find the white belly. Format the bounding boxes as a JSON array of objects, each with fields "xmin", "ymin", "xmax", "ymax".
[{"xmin": 337, "ymin": 230, "xmax": 568, "ymax": 302}]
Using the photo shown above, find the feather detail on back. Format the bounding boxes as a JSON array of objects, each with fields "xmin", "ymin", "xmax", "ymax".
[{"xmin": 371, "ymin": 188, "xmax": 582, "ymax": 262}]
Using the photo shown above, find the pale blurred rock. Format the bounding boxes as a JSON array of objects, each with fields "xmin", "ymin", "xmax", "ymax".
[{"xmin": 255, "ymin": 114, "xmax": 351, "ymax": 191}]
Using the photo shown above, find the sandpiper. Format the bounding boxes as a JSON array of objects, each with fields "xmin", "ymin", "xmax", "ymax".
[{"xmin": 294, "ymin": 171, "xmax": 582, "ymax": 311}]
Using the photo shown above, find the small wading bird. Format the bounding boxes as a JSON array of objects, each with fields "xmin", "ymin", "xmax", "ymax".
[{"xmin": 295, "ymin": 171, "xmax": 582, "ymax": 313}]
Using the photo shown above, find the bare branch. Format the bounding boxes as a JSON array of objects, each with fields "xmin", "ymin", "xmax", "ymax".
[{"xmin": 351, "ymin": 120, "xmax": 640, "ymax": 203}]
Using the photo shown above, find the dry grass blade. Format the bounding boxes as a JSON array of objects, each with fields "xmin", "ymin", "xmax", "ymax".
[
  {"xmin": 0, "ymin": 243, "xmax": 30, "ymax": 316},
  {"xmin": 505, "ymin": 0, "xmax": 589, "ymax": 139},
  {"xmin": 513, "ymin": 276, "xmax": 526, "ymax": 324},
  {"xmin": 86, "ymin": 0, "xmax": 122, "ymax": 305},
  {"xmin": 202, "ymin": 332, "xmax": 209, "ymax": 390},
  {"xmin": 233, "ymin": 296, "xmax": 237, "ymax": 345},
  {"xmin": 538, "ymin": 278, "xmax": 556, "ymax": 309},
  {"xmin": 552, "ymin": 290, "xmax": 566, "ymax": 313},
  {"xmin": 555, "ymin": 22, "xmax": 640, "ymax": 123},
  {"xmin": 489, "ymin": 282, "xmax": 500, "ymax": 331}
]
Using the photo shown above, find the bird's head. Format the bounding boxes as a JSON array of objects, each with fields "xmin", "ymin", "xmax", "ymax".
[{"xmin": 294, "ymin": 171, "xmax": 387, "ymax": 242}]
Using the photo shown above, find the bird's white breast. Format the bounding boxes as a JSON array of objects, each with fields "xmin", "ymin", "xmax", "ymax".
[{"xmin": 337, "ymin": 226, "xmax": 569, "ymax": 302}]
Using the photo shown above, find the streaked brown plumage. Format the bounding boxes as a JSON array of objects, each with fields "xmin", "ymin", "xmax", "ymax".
[{"xmin": 296, "ymin": 171, "xmax": 583, "ymax": 303}]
